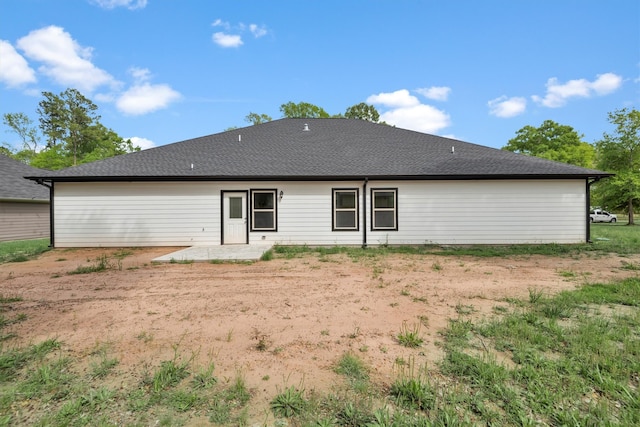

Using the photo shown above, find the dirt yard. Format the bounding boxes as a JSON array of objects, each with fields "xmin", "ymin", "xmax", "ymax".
[{"xmin": 2, "ymin": 247, "xmax": 639, "ymax": 423}]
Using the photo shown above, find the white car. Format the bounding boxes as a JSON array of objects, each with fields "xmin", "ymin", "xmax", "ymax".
[{"xmin": 590, "ymin": 209, "xmax": 617, "ymax": 223}]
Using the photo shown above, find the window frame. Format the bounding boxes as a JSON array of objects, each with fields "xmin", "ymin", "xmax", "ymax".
[
  {"xmin": 250, "ymin": 189, "xmax": 278, "ymax": 232},
  {"xmin": 371, "ymin": 188, "xmax": 398, "ymax": 231},
  {"xmin": 332, "ymin": 188, "xmax": 359, "ymax": 231}
]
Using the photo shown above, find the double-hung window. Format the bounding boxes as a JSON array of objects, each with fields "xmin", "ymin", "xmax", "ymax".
[
  {"xmin": 371, "ymin": 188, "xmax": 397, "ymax": 230},
  {"xmin": 251, "ymin": 189, "xmax": 277, "ymax": 231},
  {"xmin": 332, "ymin": 189, "xmax": 359, "ymax": 231}
]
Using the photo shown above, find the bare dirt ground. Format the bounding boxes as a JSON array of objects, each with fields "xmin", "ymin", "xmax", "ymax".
[{"xmin": 2, "ymin": 247, "xmax": 639, "ymax": 423}]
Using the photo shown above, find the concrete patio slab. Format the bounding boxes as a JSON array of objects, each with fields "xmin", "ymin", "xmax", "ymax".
[{"xmin": 152, "ymin": 244, "xmax": 273, "ymax": 262}]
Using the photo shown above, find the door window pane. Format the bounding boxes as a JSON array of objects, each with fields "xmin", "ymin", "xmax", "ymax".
[{"xmin": 229, "ymin": 197, "xmax": 243, "ymax": 219}]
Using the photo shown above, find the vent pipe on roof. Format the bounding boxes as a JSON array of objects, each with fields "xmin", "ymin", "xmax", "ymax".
[
  {"xmin": 451, "ymin": 146, "xmax": 455, "ymax": 154},
  {"xmin": 190, "ymin": 163, "xmax": 194, "ymax": 170},
  {"xmin": 238, "ymin": 134, "xmax": 242, "ymax": 142},
  {"xmin": 303, "ymin": 123, "xmax": 310, "ymax": 131}
]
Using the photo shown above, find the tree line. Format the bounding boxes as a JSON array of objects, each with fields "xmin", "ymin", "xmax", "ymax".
[
  {"xmin": 2, "ymin": 90, "xmax": 638, "ymax": 224},
  {"xmin": 1, "ymin": 88, "xmax": 138, "ymax": 170}
]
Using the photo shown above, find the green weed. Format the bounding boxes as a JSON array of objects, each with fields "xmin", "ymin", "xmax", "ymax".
[
  {"xmin": 271, "ymin": 386, "xmax": 307, "ymax": 418},
  {"xmin": 396, "ymin": 322, "xmax": 423, "ymax": 348}
]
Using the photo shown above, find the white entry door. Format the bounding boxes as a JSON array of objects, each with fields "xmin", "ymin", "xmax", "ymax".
[{"xmin": 222, "ymin": 192, "xmax": 247, "ymax": 244}]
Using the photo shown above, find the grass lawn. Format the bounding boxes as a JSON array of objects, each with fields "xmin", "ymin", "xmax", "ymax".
[{"xmin": 0, "ymin": 239, "xmax": 50, "ymax": 264}]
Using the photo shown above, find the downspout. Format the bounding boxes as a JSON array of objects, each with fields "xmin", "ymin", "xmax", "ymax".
[
  {"xmin": 36, "ymin": 179, "xmax": 54, "ymax": 248},
  {"xmin": 586, "ymin": 177, "xmax": 600, "ymax": 243},
  {"xmin": 362, "ymin": 177, "xmax": 368, "ymax": 248}
]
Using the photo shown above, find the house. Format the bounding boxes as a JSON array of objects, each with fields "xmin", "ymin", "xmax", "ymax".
[
  {"xmin": 25, "ymin": 118, "xmax": 611, "ymax": 248},
  {"xmin": 0, "ymin": 154, "xmax": 50, "ymax": 242}
]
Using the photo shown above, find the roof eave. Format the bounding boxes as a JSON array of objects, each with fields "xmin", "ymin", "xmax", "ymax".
[{"xmin": 25, "ymin": 172, "xmax": 615, "ymax": 183}]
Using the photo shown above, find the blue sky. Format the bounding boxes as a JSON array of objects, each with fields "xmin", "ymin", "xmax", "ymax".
[{"xmin": 0, "ymin": 0, "xmax": 638, "ymax": 152}]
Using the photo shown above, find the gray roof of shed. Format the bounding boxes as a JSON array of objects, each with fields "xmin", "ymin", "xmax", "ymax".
[
  {"xmin": 0, "ymin": 154, "xmax": 49, "ymax": 200},
  {"xmin": 25, "ymin": 118, "xmax": 611, "ymax": 181}
]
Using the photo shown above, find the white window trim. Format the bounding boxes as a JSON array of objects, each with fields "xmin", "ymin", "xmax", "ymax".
[
  {"xmin": 371, "ymin": 188, "xmax": 398, "ymax": 231},
  {"xmin": 332, "ymin": 188, "xmax": 359, "ymax": 231},
  {"xmin": 250, "ymin": 189, "xmax": 277, "ymax": 231}
]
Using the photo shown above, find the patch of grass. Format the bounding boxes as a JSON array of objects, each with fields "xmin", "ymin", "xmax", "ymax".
[
  {"xmin": 0, "ymin": 295, "xmax": 22, "ymax": 304},
  {"xmin": 90, "ymin": 353, "xmax": 119, "ymax": 379},
  {"xmin": 396, "ymin": 322, "xmax": 423, "ymax": 348},
  {"xmin": 0, "ymin": 238, "xmax": 50, "ymax": 264},
  {"xmin": 168, "ymin": 257, "xmax": 194, "ymax": 264},
  {"xmin": 260, "ymin": 249, "xmax": 273, "ymax": 261},
  {"xmin": 438, "ymin": 276, "xmax": 640, "ymax": 425},
  {"xmin": 270, "ymin": 225, "xmax": 640, "ymax": 261},
  {"xmin": 67, "ymin": 253, "xmax": 114, "ymax": 275},
  {"xmin": 334, "ymin": 352, "xmax": 369, "ymax": 384},
  {"xmin": 390, "ymin": 359, "xmax": 436, "ymax": 411},
  {"xmin": 270, "ymin": 386, "xmax": 307, "ymax": 418}
]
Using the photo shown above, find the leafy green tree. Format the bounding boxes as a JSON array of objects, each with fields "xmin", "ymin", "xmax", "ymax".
[
  {"xmin": 3, "ymin": 112, "xmax": 40, "ymax": 154},
  {"xmin": 279, "ymin": 101, "xmax": 329, "ymax": 119},
  {"xmin": 3, "ymin": 88, "xmax": 137, "ymax": 170},
  {"xmin": 245, "ymin": 112, "xmax": 272, "ymax": 125},
  {"xmin": 594, "ymin": 108, "xmax": 640, "ymax": 225},
  {"xmin": 38, "ymin": 88, "xmax": 100, "ymax": 165},
  {"xmin": 344, "ymin": 102, "xmax": 380, "ymax": 122},
  {"xmin": 503, "ymin": 120, "xmax": 595, "ymax": 168}
]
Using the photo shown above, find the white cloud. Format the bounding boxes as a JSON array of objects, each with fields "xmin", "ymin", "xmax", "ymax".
[
  {"xmin": 128, "ymin": 136, "xmax": 155, "ymax": 150},
  {"xmin": 366, "ymin": 89, "xmax": 419, "ymax": 108},
  {"xmin": 487, "ymin": 96, "xmax": 527, "ymax": 118},
  {"xmin": 116, "ymin": 82, "xmax": 181, "ymax": 115},
  {"xmin": 415, "ymin": 86, "xmax": 451, "ymax": 101},
  {"xmin": 129, "ymin": 66, "xmax": 152, "ymax": 83},
  {"xmin": 212, "ymin": 32, "xmax": 243, "ymax": 48},
  {"xmin": 249, "ymin": 24, "xmax": 267, "ymax": 38},
  {"xmin": 16, "ymin": 25, "xmax": 115, "ymax": 93},
  {"xmin": 0, "ymin": 40, "xmax": 36, "ymax": 87},
  {"xmin": 212, "ymin": 19, "xmax": 230, "ymax": 29},
  {"xmin": 90, "ymin": 0, "xmax": 147, "ymax": 10},
  {"xmin": 211, "ymin": 19, "xmax": 268, "ymax": 47},
  {"xmin": 368, "ymin": 89, "xmax": 451, "ymax": 134},
  {"xmin": 532, "ymin": 72, "xmax": 623, "ymax": 108},
  {"xmin": 590, "ymin": 72, "xmax": 623, "ymax": 95}
]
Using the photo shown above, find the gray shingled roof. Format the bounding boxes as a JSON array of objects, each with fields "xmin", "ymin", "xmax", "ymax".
[
  {"xmin": 0, "ymin": 154, "xmax": 49, "ymax": 200},
  {"xmin": 25, "ymin": 118, "xmax": 611, "ymax": 181}
]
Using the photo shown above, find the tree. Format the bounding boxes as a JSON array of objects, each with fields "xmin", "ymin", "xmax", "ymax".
[
  {"xmin": 344, "ymin": 102, "xmax": 380, "ymax": 122},
  {"xmin": 595, "ymin": 108, "xmax": 640, "ymax": 225},
  {"xmin": 3, "ymin": 112, "xmax": 40, "ymax": 154},
  {"xmin": 38, "ymin": 88, "xmax": 100, "ymax": 166},
  {"xmin": 3, "ymin": 88, "xmax": 136, "ymax": 170},
  {"xmin": 245, "ymin": 112, "xmax": 272, "ymax": 125},
  {"xmin": 279, "ymin": 101, "xmax": 329, "ymax": 119},
  {"xmin": 503, "ymin": 120, "xmax": 595, "ymax": 168}
]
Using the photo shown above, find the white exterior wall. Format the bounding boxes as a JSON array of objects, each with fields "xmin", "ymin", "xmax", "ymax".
[
  {"xmin": 366, "ymin": 180, "xmax": 586, "ymax": 245},
  {"xmin": 53, "ymin": 179, "xmax": 586, "ymax": 247}
]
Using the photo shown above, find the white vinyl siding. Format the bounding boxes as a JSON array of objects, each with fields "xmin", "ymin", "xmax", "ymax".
[
  {"xmin": 367, "ymin": 180, "xmax": 586, "ymax": 245},
  {"xmin": 52, "ymin": 179, "xmax": 587, "ymax": 247},
  {"xmin": 54, "ymin": 182, "xmax": 218, "ymax": 247},
  {"xmin": 0, "ymin": 201, "xmax": 49, "ymax": 242}
]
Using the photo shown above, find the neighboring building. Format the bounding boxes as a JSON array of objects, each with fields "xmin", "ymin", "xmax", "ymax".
[
  {"xmin": 25, "ymin": 119, "xmax": 611, "ymax": 248},
  {"xmin": 0, "ymin": 154, "xmax": 50, "ymax": 242}
]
